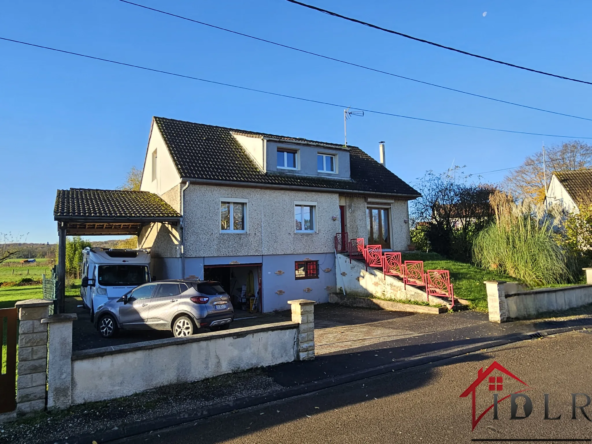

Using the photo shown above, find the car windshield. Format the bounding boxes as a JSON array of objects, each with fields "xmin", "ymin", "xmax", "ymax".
[
  {"xmin": 196, "ymin": 283, "xmax": 226, "ymax": 295},
  {"xmin": 98, "ymin": 265, "xmax": 150, "ymax": 287}
]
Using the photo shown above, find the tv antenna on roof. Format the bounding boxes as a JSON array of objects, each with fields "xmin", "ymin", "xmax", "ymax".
[{"xmin": 344, "ymin": 107, "xmax": 364, "ymax": 147}]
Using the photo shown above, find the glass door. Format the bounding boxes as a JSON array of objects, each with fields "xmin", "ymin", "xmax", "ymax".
[{"xmin": 366, "ymin": 207, "xmax": 390, "ymax": 248}]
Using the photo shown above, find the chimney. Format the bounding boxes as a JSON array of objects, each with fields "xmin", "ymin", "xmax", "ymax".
[{"xmin": 379, "ymin": 141, "xmax": 386, "ymax": 166}]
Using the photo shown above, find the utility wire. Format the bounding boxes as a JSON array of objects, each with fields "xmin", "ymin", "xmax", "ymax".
[
  {"xmin": 1, "ymin": 36, "xmax": 591, "ymax": 140},
  {"xmin": 288, "ymin": 0, "xmax": 592, "ymax": 86},
  {"xmin": 120, "ymin": 0, "xmax": 592, "ymax": 122}
]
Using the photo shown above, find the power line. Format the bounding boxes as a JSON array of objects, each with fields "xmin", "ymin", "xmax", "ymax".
[
  {"xmin": 120, "ymin": 0, "xmax": 592, "ymax": 122},
  {"xmin": 288, "ymin": 0, "xmax": 592, "ymax": 86},
  {"xmin": 2, "ymin": 36, "xmax": 591, "ymax": 140}
]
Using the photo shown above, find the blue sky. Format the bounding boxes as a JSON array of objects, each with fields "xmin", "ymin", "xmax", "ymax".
[{"xmin": 2, "ymin": 0, "xmax": 592, "ymax": 243}]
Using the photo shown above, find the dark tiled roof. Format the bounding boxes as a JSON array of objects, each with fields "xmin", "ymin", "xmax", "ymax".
[
  {"xmin": 554, "ymin": 170, "xmax": 592, "ymax": 206},
  {"xmin": 154, "ymin": 117, "xmax": 420, "ymax": 197},
  {"xmin": 54, "ymin": 189, "xmax": 181, "ymax": 220}
]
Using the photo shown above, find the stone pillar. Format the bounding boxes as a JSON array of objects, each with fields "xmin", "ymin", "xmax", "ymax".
[
  {"xmin": 41, "ymin": 313, "xmax": 77, "ymax": 410},
  {"xmin": 584, "ymin": 268, "xmax": 592, "ymax": 285},
  {"xmin": 288, "ymin": 299, "xmax": 315, "ymax": 361},
  {"xmin": 485, "ymin": 281, "xmax": 507, "ymax": 323},
  {"xmin": 15, "ymin": 300, "xmax": 53, "ymax": 415}
]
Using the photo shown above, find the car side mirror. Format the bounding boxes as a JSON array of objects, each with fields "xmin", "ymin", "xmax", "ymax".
[
  {"xmin": 121, "ymin": 295, "xmax": 128, "ymax": 304},
  {"xmin": 82, "ymin": 277, "xmax": 95, "ymax": 288}
]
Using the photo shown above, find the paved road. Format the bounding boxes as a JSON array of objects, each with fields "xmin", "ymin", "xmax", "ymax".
[{"xmin": 122, "ymin": 331, "xmax": 592, "ymax": 444}]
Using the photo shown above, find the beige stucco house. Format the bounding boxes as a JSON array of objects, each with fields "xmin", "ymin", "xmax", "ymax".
[{"xmin": 138, "ymin": 116, "xmax": 419, "ymax": 312}]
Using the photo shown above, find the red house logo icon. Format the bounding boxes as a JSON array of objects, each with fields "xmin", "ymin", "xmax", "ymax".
[{"xmin": 459, "ymin": 361, "xmax": 530, "ymax": 430}]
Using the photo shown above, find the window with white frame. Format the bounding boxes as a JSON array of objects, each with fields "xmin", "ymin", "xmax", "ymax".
[
  {"xmin": 295, "ymin": 203, "xmax": 316, "ymax": 232},
  {"xmin": 317, "ymin": 154, "xmax": 335, "ymax": 173},
  {"xmin": 221, "ymin": 200, "xmax": 247, "ymax": 232},
  {"xmin": 277, "ymin": 149, "xmax": 298, "ymax": 169}
]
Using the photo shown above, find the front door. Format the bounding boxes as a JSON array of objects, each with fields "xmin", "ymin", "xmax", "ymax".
[
  {"xmin": 119, "ymin": 283, "xmax": 157, "ymax": 329},
  {"xmin": 367, "ymin": 207, "xmax": 390, "ymax": 248}
]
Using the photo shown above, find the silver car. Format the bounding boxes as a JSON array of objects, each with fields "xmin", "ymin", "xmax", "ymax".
[{"xmin": 94, "ymin": 280, "xmax": 234, "ymax": 338}]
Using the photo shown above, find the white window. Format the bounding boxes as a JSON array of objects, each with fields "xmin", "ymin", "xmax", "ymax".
[
  {"xmin": 295, "ymin": 203, "xmax": 316, "ymax": 233},
  {"xmin": 317, "ymin": 154, "xmax": 335, "ymax": 173},
  {"xmin": 277, "ymin": 149, "xmax": 298, "ymax": 169},
  {"xmin": 151, "ymin": 149, "xmax": 158, "ymax": 181},
  {"xmin": 221, "ymin": 200, "xmax": 247, "ymax": 233}
]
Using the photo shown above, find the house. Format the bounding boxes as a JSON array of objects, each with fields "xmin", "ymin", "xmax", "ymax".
[
  {"xmin": 546, "ymin": 169, "xmax": 592, "ymax": 214},
  {"xmin": 56, "ymin": 116, "xmax": 419, "ymax": 313}
]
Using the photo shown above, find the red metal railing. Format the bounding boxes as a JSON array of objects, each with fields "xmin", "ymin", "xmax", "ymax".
[
  {"xmin": 426, "ymin": 269, "xmax": 455, "ymax": 307},
  {"xmin": 348, "ymin": 238, "xmax": 365, "ymax": 263},
  {"xmin": 383, "ymin": 252, "xmax": 404, "ymax": 280},
  {"xmin": 365, "ymin": 245, "xmax": 383, "ymax": 270},
  {"xmin": 334, "ymin": 232, "xmax": 349, "ymax": 253},
  {"xmin": 403, "ymin": 260, "xmax": 426, "ymax": 290}
]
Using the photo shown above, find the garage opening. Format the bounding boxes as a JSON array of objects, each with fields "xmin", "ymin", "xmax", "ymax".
[{"xmin": 203, "ymin": 264, "xmax": 263, "ymax": 315}]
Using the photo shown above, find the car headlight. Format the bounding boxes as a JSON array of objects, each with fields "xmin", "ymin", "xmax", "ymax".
[{"xmin": 96, "ymin": 287, "xmax": 107, "ymax": 295}]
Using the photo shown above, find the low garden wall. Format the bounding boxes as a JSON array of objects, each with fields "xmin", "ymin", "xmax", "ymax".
[
  {"xmin": 71, "ymin": 323, "xmax": 298, "ymax": 404},
  {"xmin": 13, "ymin": 299, "xmax": 315, "ymax": 413},
  {"xmin": 486, "ymin": 268, "xmax": 592, "ymax": 322}
]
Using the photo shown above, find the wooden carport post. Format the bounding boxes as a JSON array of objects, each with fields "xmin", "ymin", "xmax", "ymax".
[{"xmin": 57, "ymin": 222, "xmax": 67, "ymax": 314}]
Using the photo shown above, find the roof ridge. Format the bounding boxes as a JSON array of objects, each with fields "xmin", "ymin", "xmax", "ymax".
[
  {"xmin": 153, "ymin": 116, "xmax": 357, "ymax": 149},
  {"xmin": 68, "ymin": 188, "xmax": 150, "ymax": 193}
]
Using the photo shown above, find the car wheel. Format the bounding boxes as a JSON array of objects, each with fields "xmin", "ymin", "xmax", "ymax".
[
  {"xmin": 98, "ymin": 314, "xmax": 118, "ymax": 338},
  {"xmin": 173, "ymin": 316, "xmax": 194, "ymax": 337}
]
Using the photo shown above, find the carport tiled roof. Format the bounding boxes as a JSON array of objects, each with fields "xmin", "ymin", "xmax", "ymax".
[
  {"xmin": 54, "ymin": 189, "xmax": 181, "ymax": 220},
  {"xmin": 554, "ymin": 170, "xmax": 592, "ymax": 206},
  {"xmin": 154, "ymin": 117, "xmax": 420, "ymax": 197}
]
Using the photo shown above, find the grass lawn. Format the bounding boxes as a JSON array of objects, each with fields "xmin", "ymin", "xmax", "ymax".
[
  {"xmin": 0, "ymin": 282, "xmax": 81, "ymax": 309},
  {"xmin": 401, "ymin": 252, "xmax": 515, "ymax": 311},
  {"xmin": 0, "ymin": 264, "xmax": 54, "ymax": 284}
]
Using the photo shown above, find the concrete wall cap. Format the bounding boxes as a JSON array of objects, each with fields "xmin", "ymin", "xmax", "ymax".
[
  {"xmin": 72, "ymin": 321, "xmax": 299, "ymax": 360},
  {"xmin": 484, "ymin": 280, "xmax": 507, "ymax": 285},
  {"xmin": 41, "ymin": 313, "xmax": 78, "ymax": 324},
  {"xmin": 288, "ymin": 299, "xmax": 316, "ymax": 305},
  {"xmin": 15, "ymin": 299, "xmax": 53, "ymax": 308},
  {"xmin": 583, "ymin": 268, "xmax": 592, "ymax": 271}
]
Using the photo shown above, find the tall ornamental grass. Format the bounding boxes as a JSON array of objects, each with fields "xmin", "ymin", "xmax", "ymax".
[{"xmin": 473, "ymin": 192, "xmax": 574, "ymax": 287}]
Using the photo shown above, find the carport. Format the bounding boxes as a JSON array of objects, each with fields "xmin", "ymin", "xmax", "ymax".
[{"xmin": 53, "ymin": 188, "xmax": 181, "ymax": 313}]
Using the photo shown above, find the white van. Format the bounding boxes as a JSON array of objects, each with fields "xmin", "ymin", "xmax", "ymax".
[{"xmin": 80, "ymin": 247, "xmax": 151, "ymax": 321}]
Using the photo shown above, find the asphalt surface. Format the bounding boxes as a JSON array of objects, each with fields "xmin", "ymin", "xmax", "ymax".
[{"xmin": 121, "ymin": 330, "xmax": 592, "ymax": 444}]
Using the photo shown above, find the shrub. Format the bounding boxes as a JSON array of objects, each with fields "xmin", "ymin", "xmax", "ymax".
[{"xmin": 473, "ymin": 192, "xmax": 575, "ymax": 287}]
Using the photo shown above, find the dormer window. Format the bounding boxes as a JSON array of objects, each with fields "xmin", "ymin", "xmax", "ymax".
[
  {"xmin": 317, "ymin": 154, "xmax": 335, "ymax": 173},
  {"xmin": 277, "ymin": 149, "xmax": 297, "ymax": 170}
]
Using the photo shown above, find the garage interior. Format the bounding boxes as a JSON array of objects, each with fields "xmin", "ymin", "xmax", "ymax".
[{"xmin": 203, "ymin": 264, "xmax": 263, "ymax": 314}]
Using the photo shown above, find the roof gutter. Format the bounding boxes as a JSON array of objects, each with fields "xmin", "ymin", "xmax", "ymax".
[{"xmin": 180, "ymin": 177, "xmax": 421, "ymax": 200}]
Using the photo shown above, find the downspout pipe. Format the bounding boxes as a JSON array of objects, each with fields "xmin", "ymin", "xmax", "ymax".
[{"xmin": 180, "ymin": 181, "xmax": 190, "ymax": 278}]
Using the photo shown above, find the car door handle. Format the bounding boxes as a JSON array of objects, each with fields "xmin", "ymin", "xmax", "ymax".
[{"xmin": 171, "ymin": 299, "xmax": 178, "ymax": 303}]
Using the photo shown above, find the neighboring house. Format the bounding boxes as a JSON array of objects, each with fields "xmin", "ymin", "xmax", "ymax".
[
  {"xmin": 546, "ymin": 169, "xmax": 592, "ymax": 214},
  {"xmin": 137, "ymin": 116, "xmax": 419, "ymax": 312}
]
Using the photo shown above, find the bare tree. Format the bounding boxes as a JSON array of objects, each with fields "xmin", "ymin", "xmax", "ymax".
[
  {"xmin": 504, "ymin": 141, "xmax": 592, "ymax": 202},
  {"xmin": 118, "ymin": 167, "xmax": 143, "ymax": 191},
  {"xmin": 0, "ymin": 233, "xmax": 25, "ymax": 264}
]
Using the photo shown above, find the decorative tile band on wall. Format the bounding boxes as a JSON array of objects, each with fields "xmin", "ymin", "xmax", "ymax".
[
  {"xmin": 275, "ymin": 290, "xmax": 285, "ymax": 295},
  {"xmin": 230, "ymin": 261, "xmax": 240, "ymax": 265},
  {"xmin": 341, "ymin": 272, "xmax": 347, "ymax": 276},
  {"xmin": 303, "ymin": 288, "xmax": 312, "ymax": 293},
  {"xmin": 322, "ymin": 268, "xmax": 332, "ymax": 273},
  {"xmin": 275, "ymin": 270, "xmax": 285, "ymax": 275}
]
